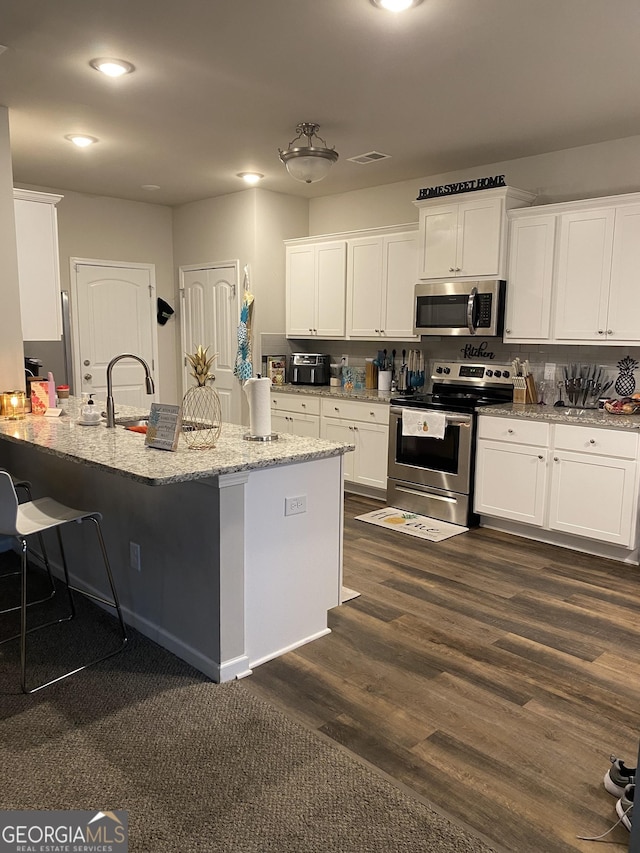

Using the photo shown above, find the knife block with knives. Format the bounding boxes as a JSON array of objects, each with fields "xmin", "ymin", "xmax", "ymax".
[{"xmin": 512, "ymin": 358, "xmax": 537, "ymax": 404}]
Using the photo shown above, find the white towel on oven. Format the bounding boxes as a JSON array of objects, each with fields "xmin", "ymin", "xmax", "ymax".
[{"xmin": 402, "ymin": 409, "xmax": 446, "ymax": 439}]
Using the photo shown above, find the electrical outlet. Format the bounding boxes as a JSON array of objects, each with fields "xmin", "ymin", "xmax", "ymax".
[
  {"xmin": 544, "ymin": 362, "xmax": 557, "ymax": 381},
  {"xmin": 129, "ymin": 541, "xmax": 141, "ymax": 571},
  {"xmin": 285, "ymin": 495, "xmax": 307, "ymax": 516}
]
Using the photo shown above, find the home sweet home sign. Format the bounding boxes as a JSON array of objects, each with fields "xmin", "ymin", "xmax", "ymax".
[{"xmin": 417, "ymin": 174, "xmax": 506, "ymax": 201}]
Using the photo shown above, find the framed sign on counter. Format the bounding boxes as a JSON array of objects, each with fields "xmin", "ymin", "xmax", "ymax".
[
  {"xmin": 145, "ymin": 403, "xmax": 182, "ymax": 451},
  {"xmin": 267, "ymin": 356, "xmax": 287, "ymax": 386}
]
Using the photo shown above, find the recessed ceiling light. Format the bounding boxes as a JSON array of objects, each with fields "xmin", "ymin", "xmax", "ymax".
[
  {"xmin": 89, "ymin": 57, "xmax": 135, "ymax": 77},
  {"xmin": 65, "ymin": 134, "xmax": 99, "ymax": 148},
  {"xmin": 370, "ymin": 0, "xmax": 423, "ymax": 10},
  {"xmin": 141, "ymin": 184, "xmax": 161, "ymax": 191},
  {"xmin": 237, "ymin": 172, "xmax": 264, "ymax": 184}
]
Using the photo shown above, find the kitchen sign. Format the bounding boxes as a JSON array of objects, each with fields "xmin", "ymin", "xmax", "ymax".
[
  {"xmin": 460, "ymin": 341, "xmax": 496, "ymax": 360},
  {"xmin": 417, "ymin": 174, "xmax": 506, "ymax": 201}
]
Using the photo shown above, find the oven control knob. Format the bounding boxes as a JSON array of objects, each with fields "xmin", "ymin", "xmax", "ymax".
[
  {"xmin": 503, "ymin": 370, "xmax": 510, "ymax": 378},
  {"xmin": 443, "ymin": 367, "xmax": 450, "ymax": 374},
  {"xmin": 494, "ymin": 370, "xmax": 502, "ymax": 378},
  {"xmin": 485, "ymin": 369, "xmax": 493, "ymax": 377},
  {"xmin": 436, "ymin": 367, "xmax": 443, "ymax": 374}
]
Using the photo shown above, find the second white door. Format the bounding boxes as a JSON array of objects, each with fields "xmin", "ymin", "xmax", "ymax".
[{"xmin": 179, "ymin": 264, "xmax": 241, "ymax": 424}]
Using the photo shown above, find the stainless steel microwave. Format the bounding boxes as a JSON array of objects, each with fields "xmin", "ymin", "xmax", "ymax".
[{"xmin": 414, "ymin": 279, "xmax": 505, "ymax": 337}]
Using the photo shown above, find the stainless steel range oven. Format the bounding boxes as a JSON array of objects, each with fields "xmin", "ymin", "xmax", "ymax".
[{"xmin": 387, "ymin": 361, "xmax": 513, "ymax": 527}]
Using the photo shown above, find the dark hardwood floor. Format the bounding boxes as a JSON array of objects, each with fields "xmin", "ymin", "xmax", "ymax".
[{"xmin": 245, "ymin": 494, "xmax": 638, "ymax": 852}]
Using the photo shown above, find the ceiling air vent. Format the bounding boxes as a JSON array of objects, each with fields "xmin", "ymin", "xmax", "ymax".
[{"xmin": 347, "ymin": 151, "xmax": 391, "ymax": 165}]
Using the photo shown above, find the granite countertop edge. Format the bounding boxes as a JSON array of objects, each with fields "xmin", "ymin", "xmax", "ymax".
[
  {"xmin": 271, "ymin": 384, "xmax": 393, "ymax": 403},
  {"xmin": 477, "ymin": 403, "xmax": 640, "ymax": 430},
  {"xmin": 0, "ymin": 398, "xmax": 355, "ymax": 485}
]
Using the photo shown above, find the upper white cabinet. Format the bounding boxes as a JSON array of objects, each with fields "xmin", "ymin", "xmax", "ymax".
[
  {"xmin": 504, "ymin": 213, "xmax": 556, "ymax": 341},
  {"xmin": 506, "ymin": 192, "xmax": 640, "ymax": 345},
  {"xmin": 286, "ymin": 241, "xmax": 346, "ymax": 338},
  {"xmin": 285, "ymin": 224, "xmax": 418, "ymax": 341},
  {"xmin": 347, "ymin": 229, "xmax": 418, "ymax": 340},
  {"xmin": 14, "ymin": 189, "xmax": 64, "ymax": 341},
  {"xmin": 415, "ymin": 187, "xmax": 534, "ymax": 281},
  {"xmin": 554, "ymin": 208, "xmax": 615, "ymax": 341}
]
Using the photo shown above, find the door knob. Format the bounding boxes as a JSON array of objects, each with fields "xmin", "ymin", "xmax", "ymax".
[
  {"xmin": 84, "ymin": 373, "xmax": 92, "ymax": 381},
  {"xmin": 83, "ymin": 359, "xmax": 91, "ymax": 366}
]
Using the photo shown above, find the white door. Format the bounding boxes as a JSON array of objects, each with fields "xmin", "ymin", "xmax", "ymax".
[
  {"xmin": 72, "ymin": 261, "xmax": 157, "ymax": 407},
  {"xmin": 474, "ymin": 440, "xmax": 548, "ymax": 525},
  {"xmin": 419, "ymin": 204, "xmax": 458, "ymax": 279},
  {"xmin": 180, "ymin": 263, "xmax": 240, "ymax": 424}
]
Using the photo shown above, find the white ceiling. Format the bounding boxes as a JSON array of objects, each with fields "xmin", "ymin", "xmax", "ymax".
[{"xmin": 2, "ymin": 0, "xmax": 639, "ymax": 207}]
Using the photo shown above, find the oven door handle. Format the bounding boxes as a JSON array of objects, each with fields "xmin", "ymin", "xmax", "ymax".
[
  {"xmin": 467, "ymin": 286, "xmax": 478, "ymax": 335},
  {"xmin": 390, "ymin": 406, "xmax": 472, "ymax": 427}
]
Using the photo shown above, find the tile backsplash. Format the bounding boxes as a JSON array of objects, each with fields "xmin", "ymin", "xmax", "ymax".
[{"xmin": 260, "ymin": 333, "xmax": 640, "ymax": 400}]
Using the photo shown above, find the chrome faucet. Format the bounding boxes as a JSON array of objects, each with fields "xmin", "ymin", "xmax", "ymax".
[{"xmin": 105, "ymin": 353, "xmax": 155, "ymax": 427}]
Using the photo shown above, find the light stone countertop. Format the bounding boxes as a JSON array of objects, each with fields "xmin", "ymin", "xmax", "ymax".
[
  {"xmin": 0, "ymin": 397, "xmax": 354, "ymax": 486},
  {"xmin": 477, "ymin": 402, "xmax": 640, "ymax": 430},
  {"xmin": 271, "ymin": 383, "xmax": 393, "ymax": 404}
]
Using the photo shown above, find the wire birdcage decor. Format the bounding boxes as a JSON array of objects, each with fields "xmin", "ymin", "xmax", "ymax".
[{"xmin": 181, "ymin": 346, "xmax": 222, "ymax": 449}]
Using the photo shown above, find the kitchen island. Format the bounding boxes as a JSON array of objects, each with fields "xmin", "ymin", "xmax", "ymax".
[{"xmin": 0, "ymin": 399, "xmax": 354, "ymax": 681}]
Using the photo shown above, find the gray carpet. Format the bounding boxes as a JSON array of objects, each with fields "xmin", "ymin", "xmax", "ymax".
[{"xmin": 0, "ymin": 564, "xmax": 496, "ymax": 853}]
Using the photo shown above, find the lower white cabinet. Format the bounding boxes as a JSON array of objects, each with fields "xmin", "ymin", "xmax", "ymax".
[
  {"xmin": 271, "ymin": 393, "xmax": 320, "ymax": 438},
  {"xmin": 321, "ymin": 398, "xmax": 388, "ymax": 491},
  {"xmin": 475, "ymin": 415, "xmax": 640, "ymax": 548}
]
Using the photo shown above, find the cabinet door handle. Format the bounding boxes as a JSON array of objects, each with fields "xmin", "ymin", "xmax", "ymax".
[
  {"xmin": 507, "ymin": 428, "xmax": 514, "ymax": 434},
  {"xmin": 598, "ymin": 330, "xmax": 604, "ymax": 335},
  {"xmin": 455, "ymin": 267, "xmax": 461, "ymax": 272},
  {"xmin": 380, "ymin": 330, "xmax": 385, "ymax": 335},
  {"xmin": 334, "ymin": 407, "xmax": 339, "ymax": 412},
  {"xmin": 375, "ymin": 329, "xmax": 380, "ymax": 333},
  {"xmin": 301, "ymin": 402, "xmax": 306, "ymax": 408},
  {"xmin": 538, "ymin": 455, "xmax": 544, "ymax": 460},
  {"xmin": 449, "ymin": 267, "xmax": 455, "ymax": 272},
  {"xmin": 354, "ymin": 426, "xmax": 359, "ymax": 431},
  {"xmin": 505, "ymin": 329, "xmax": 511, "ymax": 334},
  {"xmin": 554, "ymin": 456, "xmax": 559, "ymax": 462},
  {"xmin": 84, "ymin": 373, "xmax": 92, "ymax": 381},
  {"xmin": 607, "ymin": 329, "xmax": 613, "ymax": 335},
  {"xmin": 589, "ymin": 438, "xmax": 595, "ymax": 444}
]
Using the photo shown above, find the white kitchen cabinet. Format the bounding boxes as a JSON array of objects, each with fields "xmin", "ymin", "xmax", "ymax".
[
  {"xmin": 415, "ymin": 187, "xmax": 534, "ymax": 281},
  {"xmin": 475, "ymin": 417, "xmax": 549, "ymax": 524},
  {"xmin": 553, "ymin": 200, "xmax": 640, "ymax": 344},
  {"xmin": 321, "ymin": 398, "xmax": 388, "ymax": 491},
  {"xmin": 548, "ymin": 423, "xmax": 639, "ymax": 546},
  {"xmin": 504, "ymin": 213, "xmax": 556, "ymax": 342},
  {"xmin": 606, "ymin": 203, "xmax": 640, "ymax": 341},
  {"xmin": 271, "ymin": 393, "xmax": 320, "ymax": 438},
  {"xmin": 286, "ymin": 241, "xmax": 346, "ymax": 338},
  {"xmin": 13, "ymin": 188, "xmax": 64, "ymax": 341},
  {"xmin": 475, "ymin": 415, "xmax": 640, "ymax": 549},
  {"xmin": 554, "ymin": 208, "xmax": 615, "ymax": 341},
  {"xmin": 347, "ymin": 230, "xmax": 418, "ymax": 340}
]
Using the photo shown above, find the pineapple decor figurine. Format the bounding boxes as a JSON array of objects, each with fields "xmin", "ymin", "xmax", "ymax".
[
  {"xmin": 181, "ymin": 345, "xmax": 222, "ymax": 449},
  {"xmin": 615, "ymin": 356, "xmax": 639, "ymax": 397}
]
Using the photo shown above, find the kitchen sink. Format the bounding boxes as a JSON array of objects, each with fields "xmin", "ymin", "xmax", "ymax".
[
  {"xmin": 114, "ymin": 415, "xmax": 208, "ymax": 431},
  {"xmin": 114, "ymin": 416, "xmax": 149, "ymax": 427}
]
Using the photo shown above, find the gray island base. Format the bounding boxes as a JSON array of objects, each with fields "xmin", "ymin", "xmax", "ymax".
[{"xmin": 0, "ymin": 399, "xmax": 354, "ymax": 682}]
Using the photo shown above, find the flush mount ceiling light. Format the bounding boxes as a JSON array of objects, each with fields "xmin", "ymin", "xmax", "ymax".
[
  {"xmin": 237, "ymin": 172, "xmax": 264, "ymax": 185},
  {"xmin": 370, "ymin": 0, "xmax": 423, "ymax": 10},
  {"xmin": 278, "ymin": 122, "xmax": 338, "ymax": 184},
  {"xmin": 90, "ymin": 57, "xmax": 135, "ymax": 77},
  {"xmin": 65, "ymin": 134, "xmax": 99, "ymax": 148}
]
